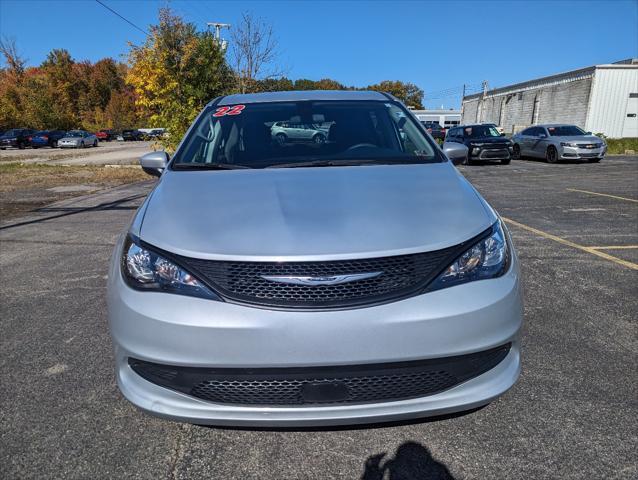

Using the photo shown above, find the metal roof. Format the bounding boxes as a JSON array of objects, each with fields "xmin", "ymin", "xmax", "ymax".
[
  {"xmin": 463, "ymin": 58, "xmax": 638, "ymax": 101},
  {"xmin": 217, "ymin": 90, "xmax": 389, "ymax": 105}
]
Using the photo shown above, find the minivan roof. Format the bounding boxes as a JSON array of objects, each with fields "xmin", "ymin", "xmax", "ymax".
[{"xmin": 216, "ymin": 90, "xmax": 392, "ymax": 106}]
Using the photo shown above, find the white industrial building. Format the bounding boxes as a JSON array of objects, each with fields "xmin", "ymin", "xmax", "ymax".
[
  {"xmin": 461, "ymin": 59, "xmax": 638, "ymax": 138},
  {"xmin": 411, "ymin": 109, "xmax": 461, "ymax": 128}
]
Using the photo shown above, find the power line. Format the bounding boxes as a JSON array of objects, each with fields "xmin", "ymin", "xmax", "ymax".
[{"xmin": 95, "ymin": 0, "xmax": 148, "ymax": 36}]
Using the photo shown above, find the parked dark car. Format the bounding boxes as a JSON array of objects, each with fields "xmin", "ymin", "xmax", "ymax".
[
  {"xmin": 0, "ymin": 128, "xmax": 36, "ymax": 149},
  {"xmin": 122, "ymin": 129, "xmax": 143, "ymax": 141},
  {"xmin": 29, "ymin": 130, "xmax": 68, "ymax": 148},
  {"xmin": 443, "ymin": 124, "xmax": 513, "ymax": 165},
  {"xmin": 142, "ymin": 129, "xmax": 165, "ymax": 140},
  {"xmin": 96, "ymin": 129, "xmax": 117, "ymax": 141},
  {"xmin": 420, "ymin": 121, "xmax": 446, "ymax": 141}
]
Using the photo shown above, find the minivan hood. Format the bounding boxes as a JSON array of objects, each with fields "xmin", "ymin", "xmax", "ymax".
[{"xmin": 139, "ymin": 163, "xmax": 496, "ymax": 261}]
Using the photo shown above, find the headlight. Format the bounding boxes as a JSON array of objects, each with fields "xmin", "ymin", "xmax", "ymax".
[
  {"xmin": 428, "ymin": 222, "xmax": 510, "ymax": 291},
  {"xmin": 560, "ymin": 142, "xmax": 578, "ymax": 147},
  {"xmin": 472, "ymin": 147, "xmax": 481, "ymax": 154},
  {"xmin": 122, "ymin": 236, "xmax": 219, "ymax": 300}
]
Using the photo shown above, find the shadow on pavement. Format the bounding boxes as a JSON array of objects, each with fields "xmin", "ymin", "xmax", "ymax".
[
  {"xmin": 361, "ymin": 441, "xmax": 455, "ymax": 480},
  {"xmin": 0, "ymin": 193, "xmax": 145, "ymax": 232}
]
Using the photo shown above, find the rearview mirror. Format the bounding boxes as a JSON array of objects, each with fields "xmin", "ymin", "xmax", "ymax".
[
  {"xmin": 139, "ymin": 151, "xmax": 169, "ymax": 177},
  {"xmin": 442, "ymin": 142, "xmax": 469, "ymax": 166}
]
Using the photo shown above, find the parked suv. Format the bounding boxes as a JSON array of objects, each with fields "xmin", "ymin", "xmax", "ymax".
[
  {"xmin": 122, "ymin": 129, "xmax": 143, "ymax": 141},
  {"xmin": 270, "ymin": 121, "xmax": 328, "ymax": 144},
  {"xmin": 511, "ymin": 124, "xmax": 606, "ymax": 163},
  {"xmin": 108, "ymin": 90, "xmax": 522, "ymax": 426},
  {"xmin": 0, "ymin": 128, "xmax": 36, "ymax": 149},
  {"xmin": 444, "ymin": 124, "xmax": 513, "ymax": 165},
  {"xmin": 96, "ymin": 129, "xmax": 117, "ymax": 141},
  {"xmin": 420, "ymin": 121, "xmax": 446, "ymax": 141}
]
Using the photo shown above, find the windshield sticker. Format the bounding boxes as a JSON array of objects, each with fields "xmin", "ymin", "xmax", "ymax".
[{"xmin": 213, "ymin": 105, "xmax": 246, "ymax": 117}]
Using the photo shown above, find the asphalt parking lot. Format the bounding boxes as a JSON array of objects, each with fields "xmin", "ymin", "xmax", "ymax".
[{"xmin": 1, "ymin": 156, "xmax": 636, "ymax": 479}]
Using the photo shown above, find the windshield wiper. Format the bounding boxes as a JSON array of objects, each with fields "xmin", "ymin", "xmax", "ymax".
[
  {"xmin": 266, "ymin": 158, "xmax": 431, "ymax": 169},
  {"xmin": 172, "ymin": 163, "xmax": 252, "ymax": 170},
  {"xmin": 266, "ymin": 159, "xmax": 401, "ymax": 169}
]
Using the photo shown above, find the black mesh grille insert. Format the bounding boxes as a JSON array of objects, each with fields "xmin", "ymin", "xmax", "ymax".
[
  {"xmin": 129, "ymin": 344, "xmax": 510, "ymax": 406},
  {"xmin": 171, "ymin": 246, "xmax": 462, "ymax": 309}
]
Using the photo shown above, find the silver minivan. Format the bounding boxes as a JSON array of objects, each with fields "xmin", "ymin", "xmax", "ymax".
[{"xmin": 107, "ymin": 90, "xmax": 522, "ymax": 426}]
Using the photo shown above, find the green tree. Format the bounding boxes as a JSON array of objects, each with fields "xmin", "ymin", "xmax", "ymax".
[
  {"xmin": 366, "ymin": 80, "xmax": 424, "ymax": 109},
  {"xmin": 126, "ymin": 8, "xmax": 234, "ymax": 150},
  {"xmin": 253, "ymin": 77, "xmax": 294, "ymax": 92}
]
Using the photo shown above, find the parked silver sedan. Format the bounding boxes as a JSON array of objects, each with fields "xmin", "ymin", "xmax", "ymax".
[
  {"xmin": 58, "ymin": 130, "xmax": 98, "ymax": 148},
  {"xmin": 511, "ymin": 124, "xmax": 606, "ymax": 163}
]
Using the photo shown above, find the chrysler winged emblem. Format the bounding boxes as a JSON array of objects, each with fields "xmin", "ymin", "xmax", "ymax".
[{"xmin": 260, "ymin": 272, "xmax": 383, "ymax": 286}]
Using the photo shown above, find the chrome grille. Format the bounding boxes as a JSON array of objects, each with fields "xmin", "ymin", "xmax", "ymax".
[{"xmin": 173, "ymin": 246, "xmax": 462, "ymax": 309}]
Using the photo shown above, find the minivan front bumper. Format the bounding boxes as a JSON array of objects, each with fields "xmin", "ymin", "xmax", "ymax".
[{"xmin": 107, "ymin": 235, "xmax": 523, "ymax": 426}]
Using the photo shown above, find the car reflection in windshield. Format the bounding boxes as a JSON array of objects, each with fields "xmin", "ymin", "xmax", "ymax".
[{"xmin": 270, "ymin": 121, "xmax": 333, "ymax": 146}]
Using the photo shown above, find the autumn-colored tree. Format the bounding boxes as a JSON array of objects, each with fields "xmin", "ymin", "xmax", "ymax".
[
  {"xmin": 0, "ymin": 37, "xmax": 26, "ymax": 129},
  {"xmin": 126, "ymin": 8, "xmax": 233, "ymax": 150},
  {"xmin": 104, "ymin": 89, "xmax": 140, "ymax": 130}
]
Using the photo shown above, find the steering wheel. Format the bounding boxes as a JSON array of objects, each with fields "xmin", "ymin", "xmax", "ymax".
[{"xmin": 346, "ymin": 143, "xmax": 378, "ymax": 151}]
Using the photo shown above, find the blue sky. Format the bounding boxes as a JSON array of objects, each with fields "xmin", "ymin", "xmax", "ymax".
[{"xmin": 1, "ymin": 0, "xmax": 636, "ymax": 108}]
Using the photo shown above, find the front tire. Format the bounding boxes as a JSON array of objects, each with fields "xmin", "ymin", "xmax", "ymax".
[
  {"xmin": 312, "ymin": 133, "xmax": 326, "ymax": 145},
  {"xmin": 501, "ymin": 158, "xmax": 511, "ymax": 165},
  {"xmin": 93, "ymin": 140, "xmax": 98, "ymax": 147},
  {"xmin": 546, "ymin": 146, "xmax": 558, "ymax": 163},
  {"xmin": 275, "ymin": 133, "xmax": 287, "ymax": 145},
  {"xmin": 512, "ymin": 144, "xmax": 521, "ymax": 160},
  {"xmin": 79, "ymin": 141, "xmax": 85, "ymax": 149},
  {"xmin": 588, "ymin": 158, "xmax": 601, "ymax": 163}
]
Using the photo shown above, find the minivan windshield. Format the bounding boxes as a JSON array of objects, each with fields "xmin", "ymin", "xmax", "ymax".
[
  {"xmin": 171, "ymin": 101, "xmax": 440, "ymax": 169},
  {"xmin": 547, "ymin": 125, "xmax": 587, "ymax": 136}
]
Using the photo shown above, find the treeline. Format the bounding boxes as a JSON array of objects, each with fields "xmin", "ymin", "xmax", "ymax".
[
  {"xmin": 0, "ymin": 44, "xmax": 140, "ymax": 132},
  {"xmin": 0, "ymin": 8, "xmax": 424, "ymax": 149},
  {"xmin": 248, "ymin": 78, "xmax": 424, "ymax": 109}
]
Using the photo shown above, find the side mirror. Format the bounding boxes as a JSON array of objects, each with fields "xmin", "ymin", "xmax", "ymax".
[
  {"xmin": 586, "ymin": 131, "xmax": 592, "ymax": 135},
  {"xmin": 539, "ymin": 133, "xmax": 547, "ymax": 138},
  {"xmin": 442, "ymin": 142, "xmax": 469, "ymax": 166},
  {"xmin": 139, "ymin": 151, "xmax": 169, "ymax": 177}
]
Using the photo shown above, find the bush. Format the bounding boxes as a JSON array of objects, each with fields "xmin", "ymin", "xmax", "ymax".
[{"xmin": 595, "ymin": 135, "xmax": 638, "ymax": 154}]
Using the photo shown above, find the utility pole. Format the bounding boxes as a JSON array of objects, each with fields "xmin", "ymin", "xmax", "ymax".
[
  {"xmin": 478, "ymin": 80, "xmax": 489, "ymax": 122},
  {"xmin": 460, "ymin": 84, "xmax": 466, "ymax": 122},
  {"xmin": 206, "ymin": 22, "xmax": 230, "ymax": 51}
]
